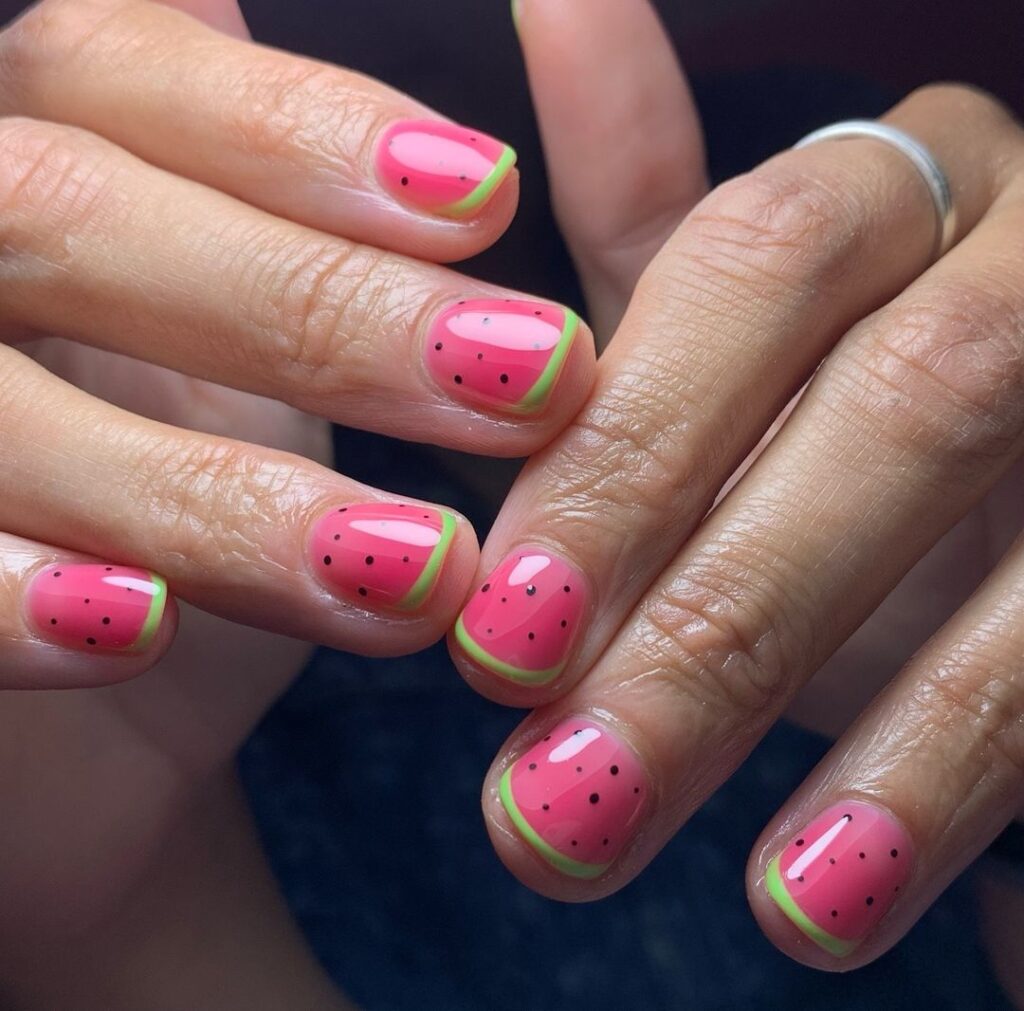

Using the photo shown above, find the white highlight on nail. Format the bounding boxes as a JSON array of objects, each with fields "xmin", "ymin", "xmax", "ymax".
[
  {"xmin": 508, "ymin": 554, "xmax": 551, "ymax": 585},
  {"xmin": 350, "ymin": 519, "xmax": 441, "ymax": 547},
  {"xmin": 548, "ymin": 727, "xmax": 600, "ymax": 762},
  {"xmin": 103, "ymin": 576, "xmax": 159, "ymax": 596},
  {"xmin": 787, "ymin": 815, "xmax": 850, "ymax": 880}
]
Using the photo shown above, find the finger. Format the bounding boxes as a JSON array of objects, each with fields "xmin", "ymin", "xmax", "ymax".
[
  {"xmin": 0, "ymin": 0, "xmax": 519, "ymax": 261},
  {"xmin": 483, "ymin": 96, "xmax": 1024, "ymax": 897},
  {"xmin": 0, "ymin": 347, "xmax": 478, "ymax": 655},
  {"xmin": 0, "ymin": 117, "xmax": 595, "ymax": 453},
  {"xmin": 516, "ymin": 0, "xmax": 706, "ymax": 334},
  {"xmin": 451, "ymin": 84, "xmax": 1015, "ymax": 698},
  {"xmin": 751, "ymin": 530, "xmax": 1024, "ymax": 967},
  {"xmin": 0, "ymin": 533, "xmax": 177, "ymax": 688}
]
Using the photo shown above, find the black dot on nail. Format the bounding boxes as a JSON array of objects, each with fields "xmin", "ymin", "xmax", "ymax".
[
  {"xmin": 477, "ymin": 352, "xmax": 484, "ymax": 360},
  {"xmin": 634, "ymin": 787, "xmax": 640, "ymax": 794},
  {"xmin": 454, "ymin": 375, "xmax": 463, "ymax": 384},
  {"xmin": 574, "ymin": 729, "xmax": 582, "ymax": 735},
  {"xmin": 84, "ymin": 598, "xmax": 90, "ymax": 604},
  {"xmin": 829, "ymin": 858, "xmax": 836, "ymax": 865},
  {"xmin": 86, "ymin": 637, "xmax": 96, "ymax": 645},
  {"xmin": 403, "ymin": 556, "xmax": 409, "ymax": 563},
  {"xmin": 576, "ymin": 766, "xmax": 583, "ymax": 773},
  {"xmin": 400, "ymin": 176, "xmax": 409, "ymax": 185},
  {"xmin": 459, "ymin": 174, "xmax": 467, "ymax": 181},
  {"xmin": 323, "ymin": 556, "xmax": 332, "ymax": 565},
  {"xmin": 894, "ymin": 886, "xmax": 900, "ymax": 892},
  {"xmin": 795, "ymin": 839, "xmax": 804, "ymax": 847},
  {"xmin": 54, "ymin": 571, "xmax": 62, "ymax": 578},
  {"xmin": 544, "ymin": 735, "xmax": 551, "ymax": 741},
  {"xmin": 603, "ymin": 838, "xmax": 609, "ymax": 845},
  {"xmin": 435, "ymin": 342, "xmax": 443, "ymax": 351},
  {"xmin": 500, "ymin": 374, "xmax": 509, "ymax": 384},
  {"xmin": 564, "ymin": 585, "xmax": 571, "ymax": 593},
  {"xmin": 610, "ymin": 765, "xmax": 619, "ymax": 776},
  {"xmin": 338, "ymin": 507, "xmax": 347, "ymax": 513},
  {"xmin": 866, "ymin": 896, "xmax": 874, "ymax": 906},
  {"xmin": 501, "ymin": 597, "xmax": 507, "ymax": 603},
  {"xmin": 526, "ymin": 585, "xmax": 537, "ymax": 596},
  {"xmin": 831, "ymin": 910, "xmax": 838, "ymax": 918},
  {"xmin": 891, "ymin": 849, "xmax": 898, "ymax": 858},
  {"xmin": 859, "ymin": 852, "xmax": 866, "ymax": 859},
  {"xmin": 50, "ymin": 618, "xmax": 57, "ymax": 625},
  {"xmin": 105, "ymin": 567, "xmax": 112, "ymax": 571},
  {"xmin": 102, "ymin": 617, "xmax": 111, "ymax": 625},
  {"xmin": 534, "ymin": 310, "xmax": 541, "ymax": 315},
  {"xmin": 589, "ymin": 793, "xmax": 600, "ymax": 804},
  {"xmin": 486, "ymin": 628, "xmax": 493, "ymax": 634},
  {"xmin": 365, "ymin": 555, "xmax": 374, "ymax": 565},
  {"xmin": 845, "ymin": 814, "xmax": 853, "ymax": 821},
  {"xmin": 797, "ymin": 875, "xmax": 805, "ymax": 882},
  {"xmin": 482, "ymin": 583, "xmax": 490, "ymax": 592},
  {"xmin": 561, "ymin": 619, "xmax": 568, "ymax": 628},
  {"xmin": 358, "ymin": 587, "xmax": 368, "ymax": 596},
  {"xmin": 333, "ymin": 534, "xmax": 341, "ymax": 541},
  {"xmin": 528, "ymin": 763, "xmax": 536, "ymax": 770},
  {"xmin": 571, "ymin": 840, "xmax": 578, "ymax": 847},
  {"xmin": 542, "ymin": 803, "xmax": 549, "ymax": 811},
  {"xmin": 528, "ymin": 632, "xmax": 535, "ymax": 640}
]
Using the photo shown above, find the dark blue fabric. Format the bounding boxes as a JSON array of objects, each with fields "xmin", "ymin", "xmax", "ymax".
[{"xmin": 236, "ymin": 3, "xmax": 1014, "ymax": 1006}]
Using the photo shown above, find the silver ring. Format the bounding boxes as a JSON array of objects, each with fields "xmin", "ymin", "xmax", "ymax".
[{"xmin": 794, "ymin": 119, "xmax": 956, "ymax": 260}]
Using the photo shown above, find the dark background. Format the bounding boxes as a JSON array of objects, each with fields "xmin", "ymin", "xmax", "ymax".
[{"xmin": 3, "ymin": 0, "xmax": 1022, "ymax": 1007}]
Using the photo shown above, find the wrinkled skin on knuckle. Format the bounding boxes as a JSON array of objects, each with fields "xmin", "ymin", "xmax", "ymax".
[{"xmin": 838, "ymin": 279, "xmax": 1024, "ymax": 477}]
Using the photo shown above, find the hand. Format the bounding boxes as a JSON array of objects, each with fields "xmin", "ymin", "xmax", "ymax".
[
  {"xmin": 0, "ymin": 0, "xmax": 601, "ymax": 986},
  {"xmin": 459, "ymin": 0, "xmax": 1024, "ymax": 970}
]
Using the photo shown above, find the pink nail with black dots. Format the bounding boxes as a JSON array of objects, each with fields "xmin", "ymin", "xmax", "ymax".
[
  {"xmin": 309, "ymin": 502, "xmax": 457, "ymax": 612},
  {"xmin": 426, "ymin": 299, "xmax": 580, "ymax": 413},
  {"xmin": 27, "ymin": 564, "xmax": 169, "ymax": 652},
  {"xmin": 766, "ymin": 800, "xmax": 914, "ymax": 957},
  {"xmin": 499, "ymin": 717, "xmax": 647, "ymax": 878},
  {"xmin": 376, "ymin": 119, "xmax": 517, "ymax": 218},
  {"xmin": 454, "ymin": 547, "xmax": 587, "ymax": 684}
]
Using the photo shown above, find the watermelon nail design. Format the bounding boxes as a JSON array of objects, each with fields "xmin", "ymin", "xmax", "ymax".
[
  {"xmin": 454, "ymin": 548, "xmax": 586, "ymax": 684},
  {"xmin": 426, "ymin": 299, "xmax": 580, "ymax": 413},
  {"xmin": 27, "ymin": 564, "xmax": 168, "ymax": 652},
  {"xmin": 499, "ymin": 717, "xmax": 647, "ymax": 878},
  {"xmin": 310, "ymin": 503, "xmax": 456, "ymax": 611},
  {"xmin": 765, "ymin": 800, "xmax": 913, "ymax": 957},
  {"xmin": 376, "ymin": 119, "xmax": 517, "ymax": 218}
]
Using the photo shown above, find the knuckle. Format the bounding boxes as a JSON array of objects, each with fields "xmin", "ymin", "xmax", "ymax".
[
  {"xmin": 633, "ymin": 550, "xmax": 802, "ymax": 723},
  {"xmin": 675, "ymin": 164, "xmax": 863, "ymax": 299},
  {"xmin": 848, "ymin": 278, "xmax": 1024, "ymax": 467},
  {"xmin": 222, "ymin": 56, "xmax": 386, "ymax": 175}
]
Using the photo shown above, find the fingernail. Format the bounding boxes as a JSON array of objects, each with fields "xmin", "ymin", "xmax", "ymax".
[
  {"xmin": 426, "ymin": 299, "xmax": 580, "ymax": 414},
  {"xmin": 455, "ymin": 547, "xmax": 586, "ymax": 684},
  {"xmin": 310, "ymin": 502, "xmax": 456, "ymax": 612},
  {"xmin": 376, "ymin": 119, "xmax": 517, "ymax": 218},
  {"xmin": 499, "ymin": 717, "xmax": 647, "ymax": 878},
  {"xmin": 27, "ymin": 564, "xmax": 168, "ymax": 652},
  {"xmin": 765, "ymin": 800, "xmax": 913, "ymax": 957}
]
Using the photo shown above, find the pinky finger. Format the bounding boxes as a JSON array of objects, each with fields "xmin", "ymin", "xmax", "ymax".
[
  {"xmin": 749, "ymin": 528, "xmax": 1024, "ymax": 968},
  {"xmin": 0, "ymin": 533, "xmax": 177, "ymax": 689}
]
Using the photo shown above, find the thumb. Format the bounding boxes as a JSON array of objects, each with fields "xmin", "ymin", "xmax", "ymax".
[{"xmin": 515, "ymin": 0, "xmax": 707, "ymax": 339}]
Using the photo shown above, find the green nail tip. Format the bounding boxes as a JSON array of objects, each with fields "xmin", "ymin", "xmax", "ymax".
[
  {"xmin": 397, "ymin": 510, "xmax": 457, "ymax": 611},
  {"xmin": 499, "ymin": 766, "xmax": 609, "ymax": 879},
  {"xmin": 438, "ymin": 144, "xmax": 517, "ymax": 218},
  {"xmin": 454, "ymin": 613, "xmax": 565, "ymax": 684},
  {"xmin": 134, "ymin": 572, "xmax": 168, "ymax": 651},
  {"xmin": 765, "ymin": 856, "xmax": 858, "ymax": 958},
  {"xmin": 515, "ymin": 307, "xmax": 580, "ymax": 412}
]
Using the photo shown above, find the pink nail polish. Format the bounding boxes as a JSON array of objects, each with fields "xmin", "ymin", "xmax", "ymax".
[
  {"xmin": 376, "ymin": 119, "xmax": 517, "ymax": 218},
  {"xmin": 454, "ymin": 547, "xmax": 586, "ymax": 684},
  {"xmin": 499, "ymin": 717, "xmax": 647, "ymax": 878},
  {"xmin": 310, "ymin": 502, "xmax": 456, "ymax": 611},
  {"xmin": 766, "ymin": 800, "xmax": 913, "ymax": 957},
  {"xmin": 27, "ymin": 564, "xmax": 168, "ymax": 652},
  {"xmin": 426, "ymin": 299, "xmax": 580, "ymax": 413}
]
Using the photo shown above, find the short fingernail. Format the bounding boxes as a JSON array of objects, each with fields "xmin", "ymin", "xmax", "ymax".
[
  {"xmin": 765, "ymin": 800, "xmax": 914, "ymax": 957},
  {"xmin": 27, "ymin": 564, "xmax": 168, "ymax": 652},
  {"xmin": 310, "ymin": 502, "xmax": 457, "ymax": 612},
  {"xmin": 499, "ymin": 717, "xmax": 647, "ymax": 878},
  {"xmin": 376, "ymin": 119, "xmax": 517, "ymax": 218},
  {"xmin": 426, "ymin": 299, "xmax": 580, "ymax": 413},
  {"xmin": 455, "ymin": 547, "xmax": 587, "ymax": 684}
]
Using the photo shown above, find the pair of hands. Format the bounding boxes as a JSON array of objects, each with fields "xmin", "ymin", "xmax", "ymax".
[{"xmin": 1, "ymin": 0, "xmax": 1023, "ymax": 990}]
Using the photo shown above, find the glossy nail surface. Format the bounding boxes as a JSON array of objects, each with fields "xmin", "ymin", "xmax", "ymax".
[
  {"xmin": 376, "ymin": 119, "xmax": 516, "ymax": 218},
  {"xmin": 455, "ymin": 548, "xmax": 586, "ymax": 683},
  {"xmin": 426, "ymin": 299, "xmax": 579, "ymax": 413},
  {"xmin": 499, "ymin": 717, "xmax": 647, "ymax": 878},
  {"xmin": 27, "ymin": 564, "xmax": 168, "ymax": 652},
  {"xmin": 766, "ymin": 800, "xmax": 913, "ymax": 957},
  {"xmin": 310, "ymin": 503, "xmax": 456, "ymax": 611}
]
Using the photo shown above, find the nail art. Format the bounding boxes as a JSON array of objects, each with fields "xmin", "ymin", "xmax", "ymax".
[
  {"xmin": 426, "ymin": 299, "xmax": 579, "ymax": 413},
  {"xmin": 765, "ymin": 800, "xmax": 913, "ymax": 957},
  {"xmin": 310, "ymin": 503, "xmax": 456, "ymax": 611},
  {"xmin": 376, "ymin": 119, "xmax": 517, "ymax": 218},
  {"xmin": 499, "ymin": 717, "xmax": 647, "ymax": 878},
  {"xmin": 454, "ymin": 548, "xmax": 586, "ymax": 684},
  {"xmin": 27, "ymin": 564, "xmax": 168, "ymax": 652}
]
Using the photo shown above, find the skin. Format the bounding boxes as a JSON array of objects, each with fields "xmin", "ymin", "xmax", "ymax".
[{"xmin": 464, "ymin": 0, "xmax": 1024, "ymax": 981}]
